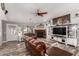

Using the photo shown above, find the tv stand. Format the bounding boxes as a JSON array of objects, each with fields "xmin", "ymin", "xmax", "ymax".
[{"xmin": 50, "ymin": 24, "xmax": 78, "ymax": 47}]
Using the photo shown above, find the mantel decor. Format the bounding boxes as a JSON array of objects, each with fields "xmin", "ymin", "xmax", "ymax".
[
  {"xmin": 53, "ymin": 14, "xmax": 70, "ymax": 25},
  {"xmin": 36, "ymin": 23, "xmax": 44, "ymax": 28}
]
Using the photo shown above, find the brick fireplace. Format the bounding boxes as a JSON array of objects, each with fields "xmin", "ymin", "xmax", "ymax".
[{"xmin": 34, "ymin": 24, "xmax": 46, "ymax": 38}]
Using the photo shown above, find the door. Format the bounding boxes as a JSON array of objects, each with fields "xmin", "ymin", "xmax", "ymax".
[{"xmin": 6, "ymin": 24, "xmax": 18, "ymax": 41}]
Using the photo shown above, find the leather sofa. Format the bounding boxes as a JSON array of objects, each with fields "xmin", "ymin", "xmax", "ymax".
[
  {"xmin": 24, "ymin": 36, "xmax": 46, "ymax": 56},
  {"xmin": 24, "ymin": 33, "xmax": 36, "ymax": 37}
]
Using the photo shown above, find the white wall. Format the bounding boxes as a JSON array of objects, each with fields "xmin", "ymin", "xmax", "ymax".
[{"xmin": 0, "ymin": 4, "xmax": 7, "ymax": 45}]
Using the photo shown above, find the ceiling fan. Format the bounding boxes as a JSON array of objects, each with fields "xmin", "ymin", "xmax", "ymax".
[{"xmin": 34, "ymin": 9, "xmax": 48, "ymax": 17}]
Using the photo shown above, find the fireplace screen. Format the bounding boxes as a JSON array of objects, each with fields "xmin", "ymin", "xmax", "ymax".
[{"xmin": 35, "ymin": 30, "xmax": 46, "ymax": 38}]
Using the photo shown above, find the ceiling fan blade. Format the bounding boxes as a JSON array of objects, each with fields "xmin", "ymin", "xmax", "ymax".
[
  {"xmin": 40, "ymin": 12, "xmax": 47, "ymax": 14},
  {"xmin": 32, "ymin": 9, "xmax": 48, "ymax": 17}
]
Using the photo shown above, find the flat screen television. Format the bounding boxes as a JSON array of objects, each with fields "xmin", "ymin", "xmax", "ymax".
[{"xmin": 53, "ymin": 27, "xmax": 66, "ymax": 35}]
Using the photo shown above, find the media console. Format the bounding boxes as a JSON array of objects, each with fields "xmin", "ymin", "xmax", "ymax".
[{"xmin": 50, "ymin": 24, "xmax": 78, "ymax": 47}]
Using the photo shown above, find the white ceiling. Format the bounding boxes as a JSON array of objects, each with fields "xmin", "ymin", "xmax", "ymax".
[{"xmin": 5, "ymin": 3, "xmax": 79, "ymax": 24}]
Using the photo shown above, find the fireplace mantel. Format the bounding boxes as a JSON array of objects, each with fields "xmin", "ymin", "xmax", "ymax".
[{"xmin": 34, "ymin": 28, "xmax": 46, "ymax": 30}]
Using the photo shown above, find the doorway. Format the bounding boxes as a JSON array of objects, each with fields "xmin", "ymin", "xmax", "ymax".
[{"xmin": 6, "ymin": 24, "xmax": 18, "ymax": 41}]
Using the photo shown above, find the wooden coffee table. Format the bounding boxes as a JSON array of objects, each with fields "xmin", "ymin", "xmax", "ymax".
[{"xmin": 47, "ymin": 47, "xmax": 73, "ymax": 56}]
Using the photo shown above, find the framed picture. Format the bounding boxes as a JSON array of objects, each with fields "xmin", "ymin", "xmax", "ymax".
[{"xmin": 53, "ymin": 14, "xmax": 70, "ymax": 25}]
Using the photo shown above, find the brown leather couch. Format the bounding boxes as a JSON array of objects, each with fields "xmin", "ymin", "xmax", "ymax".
[
  {"xmin": 24, "ymin": 33, "xmax": 36, "ymax": 37},
  {"xmin": 24, "ymin": 37, "xmax": 46, "ymax": 56}
]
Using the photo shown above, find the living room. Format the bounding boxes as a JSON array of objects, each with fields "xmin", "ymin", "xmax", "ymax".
[{"xmin": 1, "ymin": 3, "xmax": 79, "ymax": 56}]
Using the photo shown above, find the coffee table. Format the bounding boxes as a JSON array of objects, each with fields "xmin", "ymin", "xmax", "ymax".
[{"xmin": 47, "ymin": 47, "xmax": 73, "ymax": 56}]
